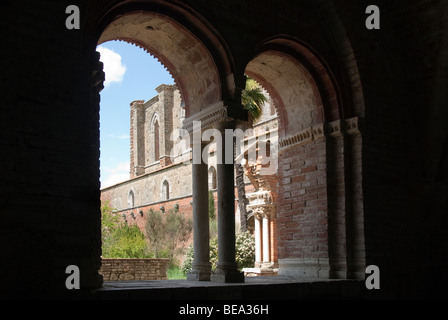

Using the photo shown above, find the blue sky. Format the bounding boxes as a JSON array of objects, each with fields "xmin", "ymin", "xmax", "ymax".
[{"xmin": 97, "ymin": 40, "xmax": 175, "ymax": 188}]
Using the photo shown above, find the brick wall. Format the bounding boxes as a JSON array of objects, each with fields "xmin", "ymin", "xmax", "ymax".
[
  {"xmin": 277, "ymin": 135, "xmax": 330, "ymax": 278},
  {"xmin": 2, "ymin": 0, "xmax": 447, "ymax": 299},
  {"xmin": 99, "ymin": 258, "xmax": 169, "ymax": 281}
]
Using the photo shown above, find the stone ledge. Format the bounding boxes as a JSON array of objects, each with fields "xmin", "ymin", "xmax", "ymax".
[{"xmin": 94, "ymin": 277, "xmax": 366, "ymax": 300}]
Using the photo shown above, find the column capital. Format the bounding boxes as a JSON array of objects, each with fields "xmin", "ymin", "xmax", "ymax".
[
  {"xmin": 344, "ymin": 117, "xmax": 363, "ymax": 136},
  {"xmin": 182, "ymin": 101, "xmax": 233, "ymax": 134},
  {"xmin": 252, "ymin": 205, "xmax": 275, "ymax": 220},
  {"xmin": 325, "ymin": 119, "xmax": 343, "ymax": 137}
]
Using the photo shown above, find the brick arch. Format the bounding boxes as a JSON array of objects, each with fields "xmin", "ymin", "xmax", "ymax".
[
  {"xmin": 245, "ymin": 36, "xmax": 344, "ymax": 137},
  {"xmin": 246, "ymin": 36, "xmax": 366, "ymax": 280},
  {"xmin": 95, "ymin": 3, "xmax": 234, "ymax": 118}
]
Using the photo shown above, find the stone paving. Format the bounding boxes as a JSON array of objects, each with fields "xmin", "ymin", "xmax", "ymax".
[{"xmin": 94, "ymin": 276, "xmax": 365, "ymax": 300}]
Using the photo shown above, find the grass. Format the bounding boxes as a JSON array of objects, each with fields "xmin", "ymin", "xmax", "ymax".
[{"xmin": 167, "ymin": 265, "xmax": 186, "ymax": 280}]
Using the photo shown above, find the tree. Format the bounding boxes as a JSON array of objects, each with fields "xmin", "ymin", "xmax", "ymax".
[
  {"xmin": 236, "ymin": 76, "xmax": 267, "ymax": 232},
  {"xmin": 145, "ymin": 208, "xmax": 193, "ymax": 266},
  {"xmin": 241, "ymin": 76, "xmax": 267, "ymax": 123},
  {"xmin": 101, "ymin": 201, "xmax": 150, "ymax": 258}
]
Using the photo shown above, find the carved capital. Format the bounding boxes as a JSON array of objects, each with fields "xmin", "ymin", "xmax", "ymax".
[
  {"xmin": 325, "ymin": 119, "xmax": 342, "ymax": 137},
  {"xmin": 182, "ymin": 102, "xmax": 232, "ymax": 134},
  {"xmin": 344, "ymin": 117, "xmax": 362, "ymax": 135}
]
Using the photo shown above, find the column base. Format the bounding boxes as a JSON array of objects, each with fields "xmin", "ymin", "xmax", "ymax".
[
  {"xmin": 211, "ymin": 271, "xmax": 245, "ymax": 283},
  {"xmin": 187, "ymin": 272, "xmax": 211, "ymax": 281},
  {"xmin": 242, "ymin": 267, "xmax": 279, "ymax": 277},
  {"xmin": 187, "ymin": 263, "xmax": 211, "ymax": 281},
  {"xmin": 211, "ymin": 263, "xmax": 245, "ymax": 283}
]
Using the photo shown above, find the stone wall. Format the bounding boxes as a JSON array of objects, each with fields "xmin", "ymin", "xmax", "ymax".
[
  {"xmin": 2, "ymin": 0, "xmax": 448, "ymax": 299},
  {"xmin": 99, "ymin": 258, "xmax": 169, "ymax": 281},
  {"xmin": 101, "ymin": 162, "xmax": 193, "ymax": 210}
]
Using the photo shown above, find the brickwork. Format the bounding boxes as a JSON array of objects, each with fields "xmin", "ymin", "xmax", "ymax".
[
  {"xmin": 277, "ymin": 135, "xmax": 329, "ymax": 277},
  {"xmin": 2, "ymin": 0, "xmax": 448, "ymax": 299},
  {"xmin": 99, "ymin": 258, "xmax": 169, "ymax": 281}
]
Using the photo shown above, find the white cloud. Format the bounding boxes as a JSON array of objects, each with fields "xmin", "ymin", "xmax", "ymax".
[
  {"xmin": 107, "ymin": 134, "xmax": 130, "ymax": 140},
  {"xmin": 101, "ymin": 161, "xmax": 130, "ymax": 188},
  {"xmin": 97, "ymin": 46, "xmax": 127, "ymax": 87}
]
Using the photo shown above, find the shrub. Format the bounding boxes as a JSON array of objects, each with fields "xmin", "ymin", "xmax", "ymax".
[
  {"xmin": 208, "ymin": 190, "xmax": 215, "ymax": 219},
  {"xmin": 235, "ymin": 231, "xmax": 256, "ymax": 269},
  {"xmin": 102, "ymin": 223, "xmax": 150, "ymax": 258},
  {"xmin": 101, "ymin": 201, "xmax": 149, "ymax": 258},
  {"xmin": 181, "ymin": 231, "xmax": 255, "ymax": 275},
  {"xmin": 145, "ymin": 208, "xmax": 193, "ymax": 267}
]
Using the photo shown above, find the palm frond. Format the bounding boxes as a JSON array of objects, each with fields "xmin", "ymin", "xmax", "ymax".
[{"xmin": 242, "ymin": 77, "xmax": 268, "ymax": 122}]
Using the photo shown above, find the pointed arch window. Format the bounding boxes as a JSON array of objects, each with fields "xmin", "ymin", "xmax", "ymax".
[
  {"xmin": 128, "ymin": 190, "xmax": 135, "ymax": 208},
  {"xmin": 162, "ymin": 180, "xmax": 170, "ymax": 201},
  {"xmin": 154, "ymin": 119, "xmax": 160, "ymax": 162},
  {"xmin": 208, "ymin": 166, "xmax": 217, "ymax": 190}
]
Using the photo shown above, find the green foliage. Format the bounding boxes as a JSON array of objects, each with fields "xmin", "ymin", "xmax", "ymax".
[
  {"xmin": 102, "ymin": 224, "xmax": 150, "ymax": 258},
  {"xmin": 145, "ymin": 208, "xmax": 193, "ymax": 267},
  {"xmin": 167, "ymin": 265, "xmax": 186, "ymax": 280},
  {"xmin": 101, "ymin": 201, "xmax": 150, "ymax": 258},
  {"xmin": 235, "ymin": 230, "xmax": 256, "ymax": 269},
  {"xmin": 101, "ymin": 201, "xmax": 192, "ymax": 263},
  {"xmin": 208, "ymin": 190, "xmax": 215, "ymax": 220},
  {"xmin": 181, "ymin": 242, "xmax": 194, "ymax": 276},
  {"xmin": 181, "ymin": 231, "xmax": 255, "ymax": 275},
  {"xmin": 242, "ymin": 76, "xmax": 268, "ymax": 123},
  {"xmin": 101, "ymin": 200, "xmax": 120, "ymax": 243},
  {"xmin": 145, "ymin": 209, "xmax": 165, "ymax": 258}
]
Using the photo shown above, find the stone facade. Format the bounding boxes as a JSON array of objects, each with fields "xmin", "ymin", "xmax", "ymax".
[{"xmin": 101, "ymin": 84, "xmax": 278, "ymax": 225}]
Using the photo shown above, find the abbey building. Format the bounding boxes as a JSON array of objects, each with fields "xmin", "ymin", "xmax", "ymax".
[{"xmin": 100, "ymin": 83, "xmax": 280, "ymax": 272}]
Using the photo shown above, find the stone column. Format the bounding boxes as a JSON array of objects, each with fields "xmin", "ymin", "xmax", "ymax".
[
  {"xmin": 345, "ymin": 117, "xmax": 366, "ymax": 279},
  {"xmin": 254, "ymin": 213, "xmax": 262, "ymax": 267},
  {"xmin": 211, "ymin": 121, "xmax": 244, "ymax": 283},
  {"xmin": 326, "ymin": 119, "xmax": 348, "ymax": 279},
  {"xmin": 187, "ymin": 140, "xmax": 211, "ymax": 281},
  {"xmin": 262, "ymin": 213, "xmax": 270, "ymax": 267}
]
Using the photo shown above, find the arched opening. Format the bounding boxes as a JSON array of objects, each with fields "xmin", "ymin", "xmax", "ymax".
[
  {"xmin": 96, "ymin": 8, "xmax": 233, "ymax": 117},
  {"xmin": 128, "ymin": 190, "xmax": 135, "ymax": 208},
  {"xmin": 208, "ymin": 166, "xmax": 217, "ymax": 190},
  {"xmin": 162, "ymin": 180, "xmax": 170, "ymax": 201},
  {"xmin": 94, "ymin": 3, "xmax": 236, "ymax": 283},
  {"xmin": 154, "ymin": 119, "xmax": 160, "ymax": 162},
  {"xmin": 245, "ymin": 36, "xmax": 365, "ymax": 279}
]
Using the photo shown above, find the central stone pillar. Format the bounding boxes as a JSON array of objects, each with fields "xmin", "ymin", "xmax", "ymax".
[
  {"xmin": 187, "ymin": 140, "xmax": 211, "ymax": 281},
  {"xmin": 211, "ymin": 121, "xmax": 244, "ymax": 283}
]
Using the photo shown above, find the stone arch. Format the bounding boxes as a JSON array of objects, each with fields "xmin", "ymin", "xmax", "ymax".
[
  {"xmin": 245, "ymin": 36, "xmax": 365, "ymax": 280},
  {"xmin": 148, "ymin": 113, "xmax": 161, "ymax": 163},
  {"xmin": 128, "ymin": 190, "xmax": 135, "ymax": 208},
  {"xmin": 161, "ymin": 179, "xmax": 170, "ymax": 201},
  {"xmin": 95, "ymin": 1, "xmax": 235, "ymax": 118},
  {"xmin": 208, "ymin": 166, "xmax": 217, "ymax": 190},
  {"xmin": 245, "ymin": 36, "xmax": 343, "ymax": 137}
]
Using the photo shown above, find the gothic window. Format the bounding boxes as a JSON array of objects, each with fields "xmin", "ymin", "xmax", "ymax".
[
  {"xmin": 208, "ymin": 166, "xmax": 217, "ymax": 190},
  {"xmin": 162, "ymin": 180, "xmax": 170, "ymax": 200},
  {"xmin": 266, "ymin": 132, "xmax": 271, "ymax": 158},
  {"xmin": 154, "ymin": 119, "xmax": 160, "ymax": 162},
  {"xmin": 128, "ymin": 190, "xmax": 135, "ymax": 208}
]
